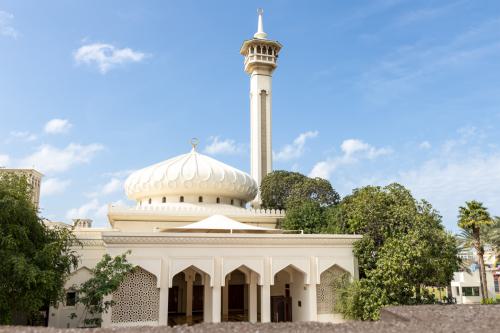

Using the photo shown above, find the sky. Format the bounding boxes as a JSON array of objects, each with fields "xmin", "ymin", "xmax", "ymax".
[{"xmin": 1, "ymin": 0, "xmax": 500, "ymax": 231}]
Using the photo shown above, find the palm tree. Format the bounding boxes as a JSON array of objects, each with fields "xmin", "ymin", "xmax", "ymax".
[
  {"xmin": 457, "ymin": 201, "xmax": 493, "ymax": 301},
  {"xmin": 483, "ymin": 217, "xmax": 500, "ymax": 266}
]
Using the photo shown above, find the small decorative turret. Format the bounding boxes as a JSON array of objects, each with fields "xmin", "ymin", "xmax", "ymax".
[{"xmin": 73, "ymin": 218, "xmax": 92, "ymax": 229}]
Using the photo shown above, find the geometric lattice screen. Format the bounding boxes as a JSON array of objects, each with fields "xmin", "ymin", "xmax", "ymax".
[
  {"xmin": 316, "ymin": 265, "xmax": 349, "ymax": 314},
  {"xmin": 111, "ymin": 267, "xmax": 160, "ymax": 323}
]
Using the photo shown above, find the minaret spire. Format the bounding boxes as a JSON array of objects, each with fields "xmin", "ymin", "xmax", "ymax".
[{"xmin": 254, "ymin": 8, "xmax": 268, "ymax": 39}]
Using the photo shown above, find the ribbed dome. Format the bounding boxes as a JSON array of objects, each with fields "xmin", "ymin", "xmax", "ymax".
[{"xmin": 124, "ymin": 148, "xmax": 258, "ymax": 203}]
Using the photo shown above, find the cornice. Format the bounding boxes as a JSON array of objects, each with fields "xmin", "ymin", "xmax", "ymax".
[{"xmin": 100, "ymin": 232, "xmax": 361, "ymax": 247}]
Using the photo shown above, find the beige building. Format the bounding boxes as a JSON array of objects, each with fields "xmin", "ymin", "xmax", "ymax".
[
  {"xmin": 0, "ymin": 168, "xmax": 43, "ymax": 209},
  {"xmin": 48, "ymin": 11, "xmax": 360, "ymax": 328}
]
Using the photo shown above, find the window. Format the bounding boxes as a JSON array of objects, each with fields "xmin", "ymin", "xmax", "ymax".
[
  {"xmin": 180, "ymin": 196, "xmax": 184, "ymax": 202},
  {"xmin": 230, "ymin": 199, "xmax": 234, "ymax": 205},
  {"xmin": 66, "ymin": 291, "xmax": 77, "ymax": 306},
  {"xmin": 462, "ymin": 286, "xmax": 480, "ymax": 296},
  {"xmin": 257, "ymin": 45, "xmax": 261, "ymax": 53},
  {"xmin": 495, "ymin": 279, "xmax": 499, "ymax": 293},
  {"xmin": 198, "ymin": 196, "xmax": 203, "ymax": 203},
  {"xmin": 455, "ymin": 286, "xmax": 460, "ymax": 296},
  {"xmin": 148, "ymin": 198, "xmax": 152, "ymax": 204},
  {"xmin": 216, "ymin": 197, "xmax": 220, "ymax": 204},
  {"xmin": 162, "ymin": 197, "xmax": 166, "ymax": 203}
]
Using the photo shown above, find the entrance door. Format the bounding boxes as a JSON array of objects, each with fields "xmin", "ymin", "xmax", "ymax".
[
  {"xmin": 193, "ymin": 285, "xmax": 204, "ymax": 312},
  {"xmin": 168, "ymin": 286, "xmax": 179, "ymax": 313},
  {"xmin": 228, "ymin": 284, "xmax": 245, "ymax": 310},
  {"xmin": 271, "ymin": 296, "xmax": 292, "ymax": 322}
]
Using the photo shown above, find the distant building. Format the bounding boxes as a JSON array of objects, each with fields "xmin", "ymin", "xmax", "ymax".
[
  {"xmin": 450, "ymin": 270, "xmax": 496, "ymax": 304},
  {"xmin": 0, "ymin": 168, "xmax": 43, "ymax": 209}
]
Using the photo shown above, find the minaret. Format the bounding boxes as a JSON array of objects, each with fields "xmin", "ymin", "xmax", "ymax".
[{"xmin": 240, "ymin": 9, "xmax": 282, "ymax": 207}]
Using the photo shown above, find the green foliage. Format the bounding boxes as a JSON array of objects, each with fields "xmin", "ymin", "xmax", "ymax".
[
  {"xmin": 74, "ymin": 251, "xmax": 135, "ymax": 327},
  {"xmin": 331, "ymin": 183, "xmax": 459, "ymax": 320},
  {"xmin": 458, "ymin": 201, "xmax": 493, "ymax": 230},
  {"xmin": 0, "ymin": 173, "xmax": 79, "ymax": 324},
  {"xmin": 261, "ymin": 170, "xmax": 340, "ymax": 210},
  {"xmin": 481, "ymin": 298, "xmax": 497, "ymax": 304},
  {"xmin": 281, "ymin": 200, "xmax": 325, "ymax": 233}
]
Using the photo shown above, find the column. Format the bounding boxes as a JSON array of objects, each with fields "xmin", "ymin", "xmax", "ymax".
[
  {"xmin": 307, "ymin": 283, "xmax": 318, "ymax": 321},
  {"xmin": 212, "ymin": 256, "xmax": 222, "ymax": 323},
  {"xmin": 100, "ymin": 294, "xmax": 112, "ymax": 327},
  {"xmin": 185, "ymin": 273, "xmax": 194, "ymax": 324},
  {"xmin": 249, "ymin": 272, "xmax": 258, "ymax": 323},
  {"xmin": 211, "ymin": 285, "xmax": 222, "ymax": 323},
  {"xmin": 260, "ymin": 283, "xmax": 271, "ymax": 322},
  {"xmin": 203, "ymin": 274, "xmax": 212, "ymax": 323},
  {"xmin": 158, "ymin": 259, "xmax": 169, "ymax": 326},
  {"xmin": 222, "ymin": 283, "xmax": 229, "ymax": 320}
]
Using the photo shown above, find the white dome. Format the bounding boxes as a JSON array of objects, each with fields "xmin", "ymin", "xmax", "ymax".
[{"xmin": 124, "ymin": 148, "xmax": 258, "ymax": 203}]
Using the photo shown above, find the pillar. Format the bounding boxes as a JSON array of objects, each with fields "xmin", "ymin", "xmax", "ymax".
[
  {"xmin": 203, "ymin": 274, "xmax": 212, "ymax": 323},
  {"xmin": 260, "ymin": 283, "xmax": 270, "ymax": 323},
  {"xmin": 158, "ymin": 260, "xmax": 169, "ymax": 326},
  {"xmin": 211, "ymin": 285, "xmax": 222, "ymax": 323},
  {"xmin": 249, "ymin": 272, "xmax": 258, "ymax": 323},
  {"xmin": 307, "ymin": 283, "xmax": 318, "ymax": 321},
  {"xmin": 185, "ymin": 273, "xmax": 194, "ymax": 324},
  {"xmin": 222, "ymin": 283, "xmax": 229, "ymax": 320}
]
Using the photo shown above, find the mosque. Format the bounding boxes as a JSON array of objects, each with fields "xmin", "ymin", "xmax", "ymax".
[{"xmin": 48, "ymin": 10, "xmax": 360, "ymax": 328}]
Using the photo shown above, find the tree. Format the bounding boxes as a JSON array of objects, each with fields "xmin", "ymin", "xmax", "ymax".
[
  {"xmin": 457, "ymin": 201, "xmax": 493, "ymax": 301},
  {"xmin": 261, "ymin": 171, "xmax": 340, "ymax": 210},
  {"xmin": 483, "ymin": 217, "xmax": 500, "ymax": 267},
  {"xmin": 329, "ymin": 184, "xmax": 423, "ymax": 276},
  {"xmin": 281, "ymin": 200, "xmax": 325, "ymax": 233},
  {"xmin": 0, "ymin": 173, "xmax": 79, "ymax": 324},
  {"xmin": 260, "ymin": 171, "xmax": 306, "ymax": 210},
  {"xmin": 74, "ymin": 251, "xmax": 135, "ymax": 327},
  {"xmin": 331, "ymin": 183, "xmax": 459, "ymax": 319}
]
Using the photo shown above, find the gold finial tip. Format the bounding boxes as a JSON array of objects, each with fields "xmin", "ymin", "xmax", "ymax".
[{"xmin": 190, "ymin": 138, "xmax": 200, "ymax": 150}]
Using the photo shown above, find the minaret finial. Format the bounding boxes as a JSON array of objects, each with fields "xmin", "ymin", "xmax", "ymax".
[
  {"xmin": 254, "ymin": 8, "xmax": 268, "ymax": 39},
  {"xmin": 190, "ymin": 138, "xmax": 199, "ymax": 151}
]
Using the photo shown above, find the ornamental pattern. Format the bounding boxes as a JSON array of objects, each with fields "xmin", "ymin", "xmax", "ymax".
[
  {"xmin": 111, "ymin": 267, "xmax": 159, "ymax": 323},
  {"xmin": 316, "ymin": 266, "xmax": 348, "ymax": 314}
]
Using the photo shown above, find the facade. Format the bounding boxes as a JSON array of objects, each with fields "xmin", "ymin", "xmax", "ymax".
[
  {"xmin": 0, "ymin": 168, "xmax": 42, "ymax": 209},
  {"xmin": 48, "ymin": 11, "xmax": 360, "ymax": 328},
  {"xmin": 450, "ymin": 270, "xmax": 496, "ymax": 304}
]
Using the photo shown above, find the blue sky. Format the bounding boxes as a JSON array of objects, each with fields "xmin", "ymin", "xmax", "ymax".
[{"xmin": 1, "ymin": 0, "xmax": 500, "ymax": 231}]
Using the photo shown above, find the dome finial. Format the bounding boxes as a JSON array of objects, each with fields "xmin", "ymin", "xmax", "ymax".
[
  {"xmin": 254, "ymin": 8, "xmax": 268, "ymax": 39},
  {"xmin": 190, "ymin": 137, "xmax": 200, "ymax": 151}
]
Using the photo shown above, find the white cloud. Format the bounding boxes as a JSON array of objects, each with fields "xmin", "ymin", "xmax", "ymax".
[
  {"xmin": 203, "ymin": 137, "xmax": 243, "ymax": 155},
  {"xmin": 419, "ymin": 141, "xmax": 431, "ymax": 149},
  {"xmin": 8, "ymin": 131, "xmax": 37, "ymax": 142},
  {"xmin": 44, "ymin": 118, "xmax": 72, "ymax": 134},
  {"xmin": 66, "ymin": 199, "xmax": 124, "ymax": 225},
  {"xmin": 87, "ymin": 177, "xmax": 123, "ymax": 198},
  {"xmin": 19, "ymin": 143, "xmax": 104, "ymax": 173},
  {"xmin": 66, "ymin": 198, "xmax": 100, "ymax": 219},
  {"xmin": 393, "ymin": 153, "xmax": 500, "ymax": 229},
  {"xmin": 274, "ymin": 131, "xmax": 318, "ymax": 162},
  {"xmin": 309, "ymin": 139, "xmax": 391, "ymax": 179},
  {"xmin": 74, "ymin": 43, "xmax": 147, "ymax": 74},
  {"xmin": 41, "ymin": 178, "xmax": 71, "ymax": 196},
  {"xmin": 0, "ymin": 154, "xmax": 10, "ymax": 166},
  {"xmin": 0, "ymin": 11, "xmax": 18, "ymax": 39}
]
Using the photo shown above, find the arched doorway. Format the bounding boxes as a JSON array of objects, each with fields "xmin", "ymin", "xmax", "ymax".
[
  {"xmin": 168, "ymin": 267, "xmax": 210, "ymax": 326},
  {"xmin": 271, "ymin": 265, "xmax": 307, "ymax": 322},
  {"xmin": 222, "ymin": 266, "xmax": 260, "ymax": 322}
]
